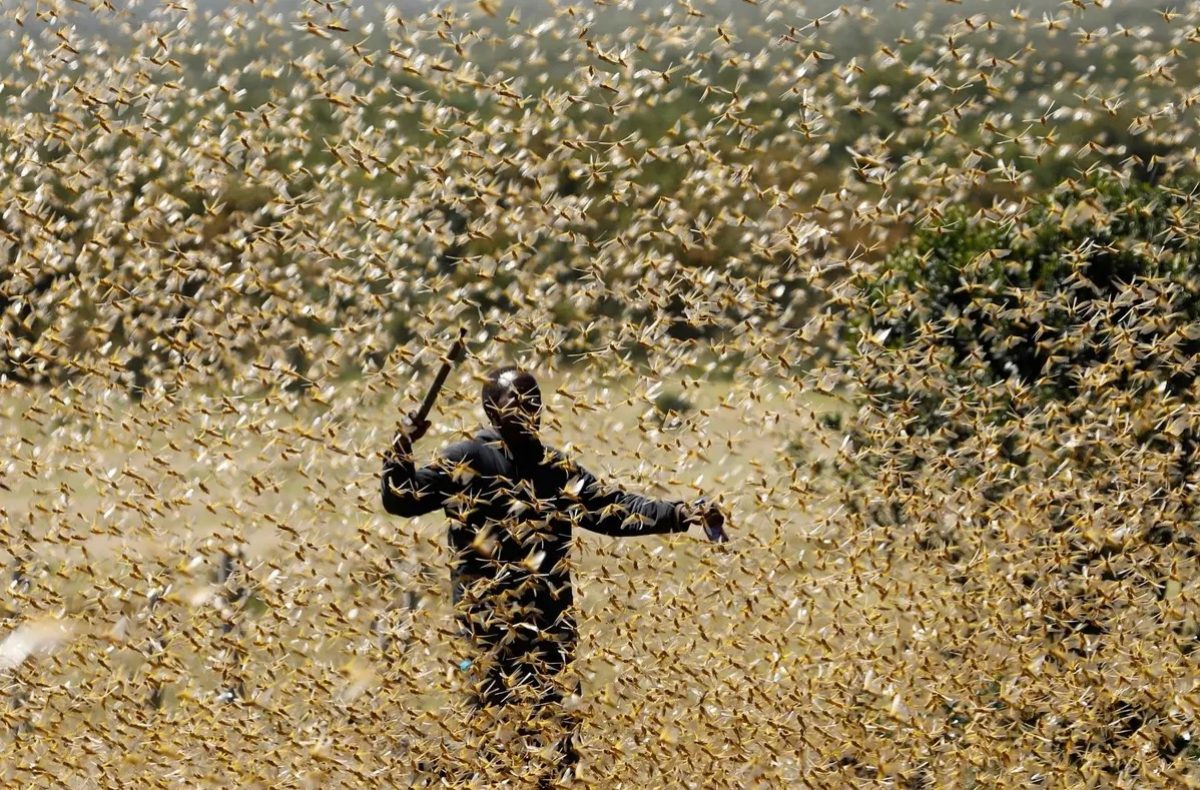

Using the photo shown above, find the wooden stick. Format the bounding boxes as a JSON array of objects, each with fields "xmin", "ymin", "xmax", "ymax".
[{"xmin": 413, "ymin": 328, "xmax": 467, "ymax": 424}]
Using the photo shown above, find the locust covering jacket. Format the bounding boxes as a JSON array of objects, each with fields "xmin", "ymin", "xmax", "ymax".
[{"xmin": 381, "ymin": 427, "xmax": 687, "ymax": 656}]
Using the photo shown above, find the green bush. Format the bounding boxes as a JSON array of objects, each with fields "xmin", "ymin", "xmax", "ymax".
[
  {"xmin": 849, "ymin": 174, "xmax": 1200, "ymax": 440},
  {"xmin": 839, "ymin": 171, "xmax": 1200, "ymax": 540}
]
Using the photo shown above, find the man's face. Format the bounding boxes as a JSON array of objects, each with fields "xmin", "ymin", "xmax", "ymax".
[{"xmin": 490, "ymin": 388, "xmax": 542, "ymax": 441}]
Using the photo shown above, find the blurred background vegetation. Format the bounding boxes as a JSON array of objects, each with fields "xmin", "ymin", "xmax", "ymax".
[{"xmin": 2, "ymin": 0, "xmax": 1198, "ymax": 392}]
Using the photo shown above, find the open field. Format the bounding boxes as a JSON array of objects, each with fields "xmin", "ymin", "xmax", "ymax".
[{"xmin": 1, "ymin": 376, "xmax": 854, "ymax": 787}]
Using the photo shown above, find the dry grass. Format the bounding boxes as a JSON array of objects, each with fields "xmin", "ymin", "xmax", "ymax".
[{"xmin": 1, "ymin": 377, "xmax": 844, "ymax": 787}]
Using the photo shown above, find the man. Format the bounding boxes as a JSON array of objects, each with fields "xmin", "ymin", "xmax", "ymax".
[{"xmin": 382, "ymin": 366, "xmax": 727, "ymax": 784}]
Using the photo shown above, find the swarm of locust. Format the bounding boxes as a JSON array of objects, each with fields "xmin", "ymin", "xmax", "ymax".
[{"xmin": 3, "ymin": 0, "xmax": 1200, "ymax": 786}]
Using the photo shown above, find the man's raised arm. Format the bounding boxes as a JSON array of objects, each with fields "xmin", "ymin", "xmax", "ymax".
[{"xmin": 381, "ymin": 417, "xmax": 467, "ymax": 517}]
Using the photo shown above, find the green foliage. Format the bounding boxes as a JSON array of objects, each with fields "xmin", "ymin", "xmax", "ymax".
[
  {"xmin": 841, "ymin": 170, "xmax": 1200, "ymax": 546},
  {"xmin": 853, "ymin": 175, "xmax": 1200, "ymax": 427}
]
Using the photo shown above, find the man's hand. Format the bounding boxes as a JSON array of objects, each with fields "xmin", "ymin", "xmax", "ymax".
[
  {"xmin": 390, "ymin": 413, "xmax": 431, "ymax": 459},
  {"xmin": 678, "ymin": 497, "xmax": 729, "ymax": 543}
]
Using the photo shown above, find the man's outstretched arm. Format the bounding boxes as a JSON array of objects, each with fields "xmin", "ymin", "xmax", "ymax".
[
  {"xmin": 566, "ymin": 463, "xmax": 729, "ymax": 541},
  {"xmin": 566, "ymin": 465, "xmax": 686, "ymax": 537}
]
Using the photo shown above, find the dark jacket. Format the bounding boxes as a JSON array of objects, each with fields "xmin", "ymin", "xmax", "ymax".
[{"xmin": 382, "ymin": 427, "xmax": 686, "ymax": 654}]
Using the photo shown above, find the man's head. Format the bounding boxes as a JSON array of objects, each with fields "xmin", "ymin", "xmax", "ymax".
[{"xmin": 482, "ymin": 366, "xmax": 542, "ymax": 444}]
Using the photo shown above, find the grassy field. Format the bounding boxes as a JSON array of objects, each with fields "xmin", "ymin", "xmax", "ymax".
[
  {"xmin": 8, "ymin": 371, "xmax": 1198, "ymax": 787},
  {"xmin": 0, "ymin": 374, "xmax": 857, "ymax": 787}
]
